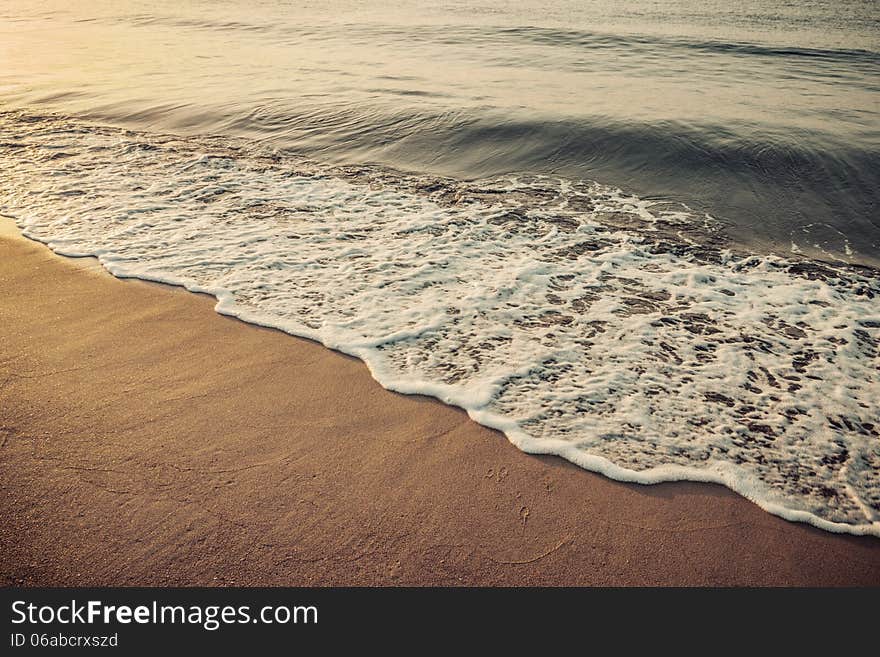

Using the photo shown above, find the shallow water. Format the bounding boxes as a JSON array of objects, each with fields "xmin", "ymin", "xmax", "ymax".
[{"xmin": 1, "ymin": 1, "xmax": 879, "ymax": 535}]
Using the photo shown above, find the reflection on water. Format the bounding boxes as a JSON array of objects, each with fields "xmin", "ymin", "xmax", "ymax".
[{"xmin": 1, "ymin": 0, "xmax": 879, "ymax": 263}]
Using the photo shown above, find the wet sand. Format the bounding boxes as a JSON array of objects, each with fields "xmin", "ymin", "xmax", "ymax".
[{"xmin": 1, "ymin": 223, "xmax": 878, "ymax": 586}]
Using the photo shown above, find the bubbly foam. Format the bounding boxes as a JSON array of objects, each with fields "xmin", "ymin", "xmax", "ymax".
[{"xmin": 2, "ymin": 111, "xmax": 878, "ymax": 535}]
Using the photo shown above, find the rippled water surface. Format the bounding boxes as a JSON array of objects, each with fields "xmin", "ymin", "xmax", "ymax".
[{"xmin": 2, "ymin": 0, "xmax": 879, "ymax": 263}]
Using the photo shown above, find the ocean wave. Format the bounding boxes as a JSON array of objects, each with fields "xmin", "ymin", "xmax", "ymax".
[
  {"xmin": 202, "ymin": 105, "xmax": 880, "ymax": 266},
  {"xmin": 6, "ymin": 4, "xmax": 878, "ymax": 268},
  {"xmin": 2, "ymin": 111, "xmax": 878, "ymax": 536},
  {"xmin": 82, "ymin": 98, "xmax": 878, "ymax": 265},
  {"xmin": 86, "ymin": 11, "xmax": 880, "ymax": 66}
]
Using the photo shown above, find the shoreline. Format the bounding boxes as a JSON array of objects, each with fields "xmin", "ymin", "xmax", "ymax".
[{"xmin": 1, "ymin": 224, "xmax": 879, "ymax": 586}]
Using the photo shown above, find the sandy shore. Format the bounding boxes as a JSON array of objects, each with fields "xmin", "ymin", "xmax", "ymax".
[{"xmin": 1, "ymin": 222, "xmax": 878, "ymax": 586}]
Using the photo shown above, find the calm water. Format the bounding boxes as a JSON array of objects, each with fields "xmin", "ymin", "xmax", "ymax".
[
  {"xmin": 2, "ymin": 1, "xmax": 879, "ymax": 534},
  {"xmin": 2, "ymin": 0, "xmax": 879, "ymax": 264}
]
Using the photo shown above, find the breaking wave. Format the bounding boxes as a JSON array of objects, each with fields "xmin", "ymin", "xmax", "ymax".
[{"xmin": 2, "ymin": 111, "xmax": 879, "ymax": 535}]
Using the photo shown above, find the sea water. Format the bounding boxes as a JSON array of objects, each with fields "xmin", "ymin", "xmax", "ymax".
[{"xmin": 1, "ymin": 1, "xmax": 878, "ymax": 534}]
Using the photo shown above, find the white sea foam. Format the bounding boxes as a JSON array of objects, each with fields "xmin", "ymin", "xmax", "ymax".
[{"xmin": 2, "ymin": 112, "xmax": 879, "ymax": 536}]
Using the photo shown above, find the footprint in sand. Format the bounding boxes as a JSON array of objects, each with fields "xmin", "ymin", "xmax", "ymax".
[{"xmin": 484, "ymin": 466, "xmax": 509, "ymax": 483}]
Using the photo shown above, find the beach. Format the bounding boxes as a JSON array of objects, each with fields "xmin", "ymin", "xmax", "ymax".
[
  {"xmin": 2, "ymin": 223, "xmax": 878, "ymax": 587},
  {"xmin": 3, "ymin": 0, "xmax": 880, "ymax": 551}
]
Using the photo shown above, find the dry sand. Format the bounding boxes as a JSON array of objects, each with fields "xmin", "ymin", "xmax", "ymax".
[{"xmin": 1, "ymin": 222, "xmax": 878, "ymax": 586}]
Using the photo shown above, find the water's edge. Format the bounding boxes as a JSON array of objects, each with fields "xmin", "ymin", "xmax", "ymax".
[{"xmin": 5, "ymin": 215, "xmax": 877, "ymax": 538}]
